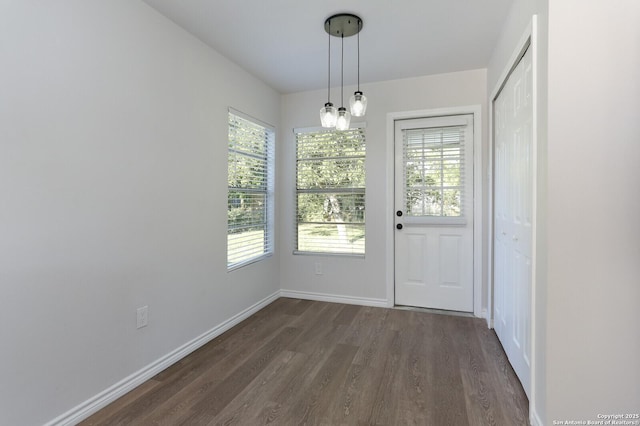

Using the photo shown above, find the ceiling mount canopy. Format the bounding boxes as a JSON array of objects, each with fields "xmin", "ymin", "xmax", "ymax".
[
  {"xmin": 324, "ymin": 13, "xmax": 363, "ymax": 38},
  {"xmin": 319, "ymin": 13, "xmax": 368, "ymax": 130}
]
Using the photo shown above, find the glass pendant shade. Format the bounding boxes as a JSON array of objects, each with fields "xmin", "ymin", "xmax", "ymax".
[
  {"xmin": 320, "ymin": 102, "xmax": 338, "ymax": 128},
  {"xmin": 335, "ymin": 107, "xmax": 351, "ymax": 131},
  {"xmin": 349, "ymin": 91, "xmax": 368, "ymax": 117}
]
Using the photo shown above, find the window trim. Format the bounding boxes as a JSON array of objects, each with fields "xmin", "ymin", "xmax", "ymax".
[
  {"xmin": 227, "ymin": 108, "xmax": 275, "ymax": 271},
  {"xmin": 293, "ymin": 123, "xmax": 367, "ymax": 256}
]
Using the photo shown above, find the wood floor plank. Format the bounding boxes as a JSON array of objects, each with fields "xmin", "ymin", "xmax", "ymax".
[
  {"xmin": 288, "ymin": 343, "xmax": 359, "ymax": 425},
  {"xmin": 82, "ymin": 300, "xmax": 530, "ymax": 426},
  {"xmin": 461, "ymin": 369, "xmax": 509, "ymax": 426},
  {"xmin": 339, "ymin": 306, "xmax": 389, "ymax": 346},
  {"xmin": 351, "ymin": 327, "xmax": 398, "ymax": 369},
  {"xmin": 208, "ymin": 350, "xmax": 299, "ymax": 426},
  {"xmin": 394, "ymin": 315, "xmax": 432, "ymax": 424},
  {"xmin": 475, "ymin": 322, "xmax": 530, "ymax": 425},
  {"xmin": 286, "ymin": 303, "xmax": 344, "ymax": 354},
  {"xmin": 173, "ymin": 326, "xmax": 302, "ymax": 425},
  {"xmin": 364, "ymin": 330, "xmax": 402, "ymax": 425},
  {"xmin": 282, "ymin": 297, "xmax": 314, "ymax": 316},
  {"xmin": 325, "ymin": 361, "xmax": 365, "ymax": 425},
  {"xmin": 78, "ymin": 379, "xmax": 162, "ymax": 426},
  {"xmin": 450, "ymin": 315, "xmax": 490, "ymax": 375},
  {"xmin": 332, "ymin": 303, "xmax": 362, "ymax": 326},
  {"xmin": 260, "ymin": 325, "xmax": 351, "ymax": 421}
]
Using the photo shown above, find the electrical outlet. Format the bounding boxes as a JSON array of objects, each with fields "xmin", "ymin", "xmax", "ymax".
[
  {"xmin": 315, "ymin": 262, "xmax": 323, "ymax": 275},
  {"xmin": 136, "ymin": 306, "xmax": 148, "ymax": 329}
]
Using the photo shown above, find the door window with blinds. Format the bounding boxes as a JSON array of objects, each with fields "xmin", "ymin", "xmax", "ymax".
[
  {"xmin": 400, "ymin": 118, "xmax": 469, "ymax": 220},
  {"xmin": 295, "ymin": 126, "xmax": 365, "ymax": 255},
  {"xmin": 227, "ymin": 109, "xmax": 274, "ymax": 270}
]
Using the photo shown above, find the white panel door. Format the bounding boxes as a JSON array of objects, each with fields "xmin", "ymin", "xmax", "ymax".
[
  {"xmin": 493, "ymin": 46, "xmax": 533, "ymax": 397},
  {"xmin": 394, "ymin": 115, "xmax": 474, "ymax": 312}
]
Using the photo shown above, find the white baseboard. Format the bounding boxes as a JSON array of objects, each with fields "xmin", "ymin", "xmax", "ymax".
[
  {"xmin": 531, "ymin": 409, "xmax": 543, "ymax": 426},
  {"xmin": 45, "ymin": 290, "xmax": 280, "ymax": 426},
  {"xmin": 280, "ymin": 289, "xmax": 388, "ymax": 308},
  {"xmin": 486, "ymin": 316, "xmax": 495, "ymax": 329}
]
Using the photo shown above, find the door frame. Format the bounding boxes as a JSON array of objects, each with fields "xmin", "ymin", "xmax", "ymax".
[
  {"xmin": 386, "ymin": 105, "xmax": 483, "ymax": 317},
  {"xmin": 488, "ymin": 15, "xmax": 539, "ymax": 425}
]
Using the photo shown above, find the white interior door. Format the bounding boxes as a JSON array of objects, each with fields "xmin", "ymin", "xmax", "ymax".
[
  {"xmin": 493, "ymin": 46, "xmax": 533, "ymax": 397},
  {"xmin": 394, "ymin": 115, "xmax": 474, "ymax": 312}
]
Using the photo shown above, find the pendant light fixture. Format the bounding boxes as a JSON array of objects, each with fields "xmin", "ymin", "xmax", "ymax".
[
  {"xmin": 319, "ymin": 28, "xmax": 337, "ymax": 127},
  {"xmin": 349, "ymin": 26, "xmax": 367, "ymax": 117},
  {"xmin": 321, "ymin": 13, "xmax": 365, "ymax": 130},
  {"xmin": 335, "ymin": 33, "xmax": 351, "ymax": 131}
]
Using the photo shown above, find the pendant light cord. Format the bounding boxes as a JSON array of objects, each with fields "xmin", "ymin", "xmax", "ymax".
[
  {"xmin": 357, "ymin": 21, "xmax": 360, "ymax": 92},
  {"xmin": 327, "ymin": 26, "xmax": 331, "ymax": 104},
  {"xmin": 341, "ymin": 33, "xmax": 344, "ymax": 106}
]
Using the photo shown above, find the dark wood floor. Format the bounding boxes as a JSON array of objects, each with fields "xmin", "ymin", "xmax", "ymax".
[{"xmin": 80, "ymin": 298, "xmax": 529, "ymax": 425}]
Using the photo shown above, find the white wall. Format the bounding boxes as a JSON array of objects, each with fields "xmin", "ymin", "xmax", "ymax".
[
  {"xmin": 279, "ymin": 70, "xmax": 487, "ymax": 307},
  {"xmin": 0, "ymin": 1, "xmax": 280, "ymax": 425},
  {"xmin": 545, "ymin": 0, "xmax": 640, "ymax": 421}
]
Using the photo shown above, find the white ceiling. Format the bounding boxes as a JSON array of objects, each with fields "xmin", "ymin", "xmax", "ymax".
[{"xmin": 142, "ymin": 0, "xmax": 514, "ymax": 94}]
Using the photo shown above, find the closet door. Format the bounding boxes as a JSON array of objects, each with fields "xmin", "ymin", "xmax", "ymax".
[{"xmin": 493, "ymin": 46, "xmax": 532, "ymax": 397}]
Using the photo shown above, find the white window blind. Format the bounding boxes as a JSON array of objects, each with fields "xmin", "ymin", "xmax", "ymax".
[
  {"xmin": 402, "ymin": 125, "xmax": 465, "ymax": 217},
  {"xmin": 227, "ymin": 110, "xmax": 274, "ymax": 269},
  {"xmin": 295, "ymin": 127, "xmax": 366, "ymax": 255}
]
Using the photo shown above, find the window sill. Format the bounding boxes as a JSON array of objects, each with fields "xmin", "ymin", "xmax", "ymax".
[
  {"xmin": 227, "ymin": 253, "xmax": 273, "ymax": 272},
  {"xmin": 293, "ymin": 251, "xmax": 365, "ymax": 258}
]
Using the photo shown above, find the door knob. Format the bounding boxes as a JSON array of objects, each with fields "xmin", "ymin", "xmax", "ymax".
[
  {"xmin": 396, "ymin": 223, "xmax": 403, "ymax": 230},
  {"xmin": 396, "ymin": 210, "xmax": 403, "ymax": 217}
]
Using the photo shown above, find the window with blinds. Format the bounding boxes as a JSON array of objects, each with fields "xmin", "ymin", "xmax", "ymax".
[
  {"xmin": 402, "ymin": 125, "xmax": 465, "ymax": 217},
  {"xmin": 295, "ymin": 126, "xmax": 366, "ymax": 255},
  {"xmin": 227, "ymin": 109, "xmax": 274, "ymax": 270}
]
